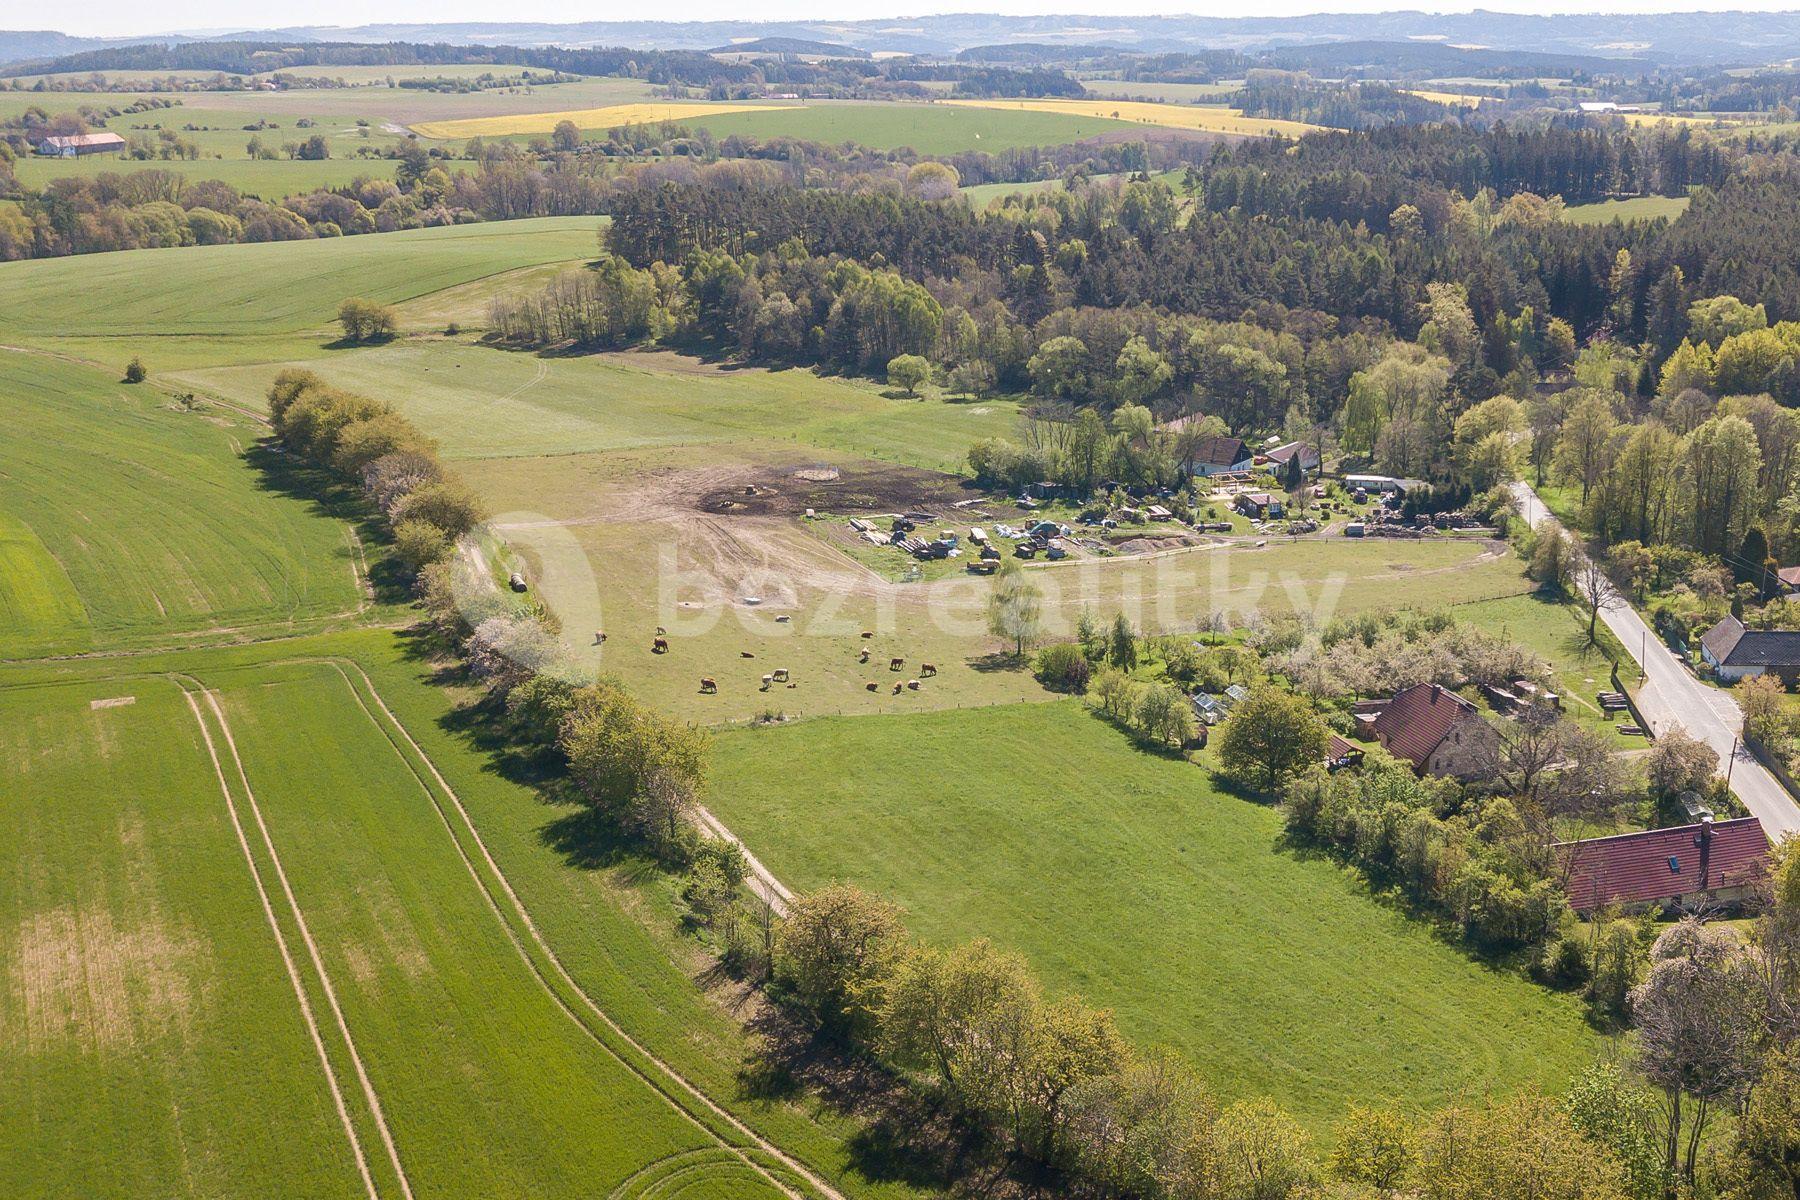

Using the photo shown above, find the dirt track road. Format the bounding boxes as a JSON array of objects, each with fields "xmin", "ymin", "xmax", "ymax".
[{"xmin": 1511, "ymin": 482, "xmax": 1800, "ymax": 840}]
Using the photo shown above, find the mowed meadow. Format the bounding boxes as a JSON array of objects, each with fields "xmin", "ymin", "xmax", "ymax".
[
  {"xmin": 705, "ymin": 701, "xmax": 1605, "ymax": 1134},
  {"xmin": 0, "ymin": 352, "xmax": 366, "ymax": 655}
]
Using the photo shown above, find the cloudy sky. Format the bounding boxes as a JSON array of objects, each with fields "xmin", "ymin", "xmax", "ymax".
[{"xmin": 53, "ymin": 0, "xmax": 1800, "ymax": 38}]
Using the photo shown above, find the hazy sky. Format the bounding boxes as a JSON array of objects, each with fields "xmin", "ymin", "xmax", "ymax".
[{"xmin": 49, "ymin": 0, "xmax": 1800, "ymax": 39}]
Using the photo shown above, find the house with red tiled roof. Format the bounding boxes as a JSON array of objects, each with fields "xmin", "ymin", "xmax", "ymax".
[
  {"xmin": 1557, "ymin": 816, "xmax": 1770, "ymax": 915},
  {"xmin": 1370, "ymin": 683, "xmax": 1498, "ymax": 781}
]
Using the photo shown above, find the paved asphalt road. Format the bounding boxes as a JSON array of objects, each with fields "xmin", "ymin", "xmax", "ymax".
[{"xmin": 1510, "ymin": 482, "xmax": 1799, "ymax": 840}]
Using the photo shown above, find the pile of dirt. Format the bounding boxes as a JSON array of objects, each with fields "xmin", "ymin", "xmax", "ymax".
[
  {"xmin": 697, "ymin": 463, "xmax": 974, "ymax": 519},
  {"xmin": 1112, "ymin": 533, "xmax": 1203, "ymax": 555}
]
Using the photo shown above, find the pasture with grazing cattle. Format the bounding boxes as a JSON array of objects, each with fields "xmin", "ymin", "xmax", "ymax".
[{"xmin": 161, "ymin": 331, "xmax": 1534, "ymax": 722}]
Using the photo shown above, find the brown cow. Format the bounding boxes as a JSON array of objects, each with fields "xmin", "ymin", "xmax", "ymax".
[
  {"xmin": 857, "ymin": 648, "xmax": 870, "ymax": 664},
  {"xmin": 861, "ymin": 631, "xmax": 875, "ymax": 639},
  {"xmin": 892, "ymin": 681, "xmax": 904, "ymax": 694},
  {"xmin": 865, "ymin": 681, "xmax": 879, "ymax": 691},
  {"xmin": 652, "ymin": 636, "xmax": 669, "ymax": 654},
  {"xmin": 920, "ymin": 663, "xmax": 938, "ymax": 677},
  {"xmin": 889, "ymin": 656, "xmax": 905, "ymax": 671},
  {"xmin": 771, "ymin": 668, "xmax": 789, "ymax": 682},
  {"xmin": 699, "ymin": 677, "xmax": 717, "ymax": 694},
  {"xmin": 593, "ymin": 631, "xmax": 607, "ymax": 645},
  {"xmin": 906, "ymin": 679, "xmax": 921, "ymax": 691}
]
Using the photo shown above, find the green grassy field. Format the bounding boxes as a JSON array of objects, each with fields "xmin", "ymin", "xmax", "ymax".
[
  {"xmin": 10, "ymin": 155, "xmax": 400, "ymax": 197},
  {"xmin": 173, "ymin": 342, "xmax": 1023, "ymax": 467},
  {"xmin": 960, "ymin": 176, "xmax": 1075, "ymax": 207},
  {"xmin": 706, "ymin": 700, "xmax": 1603, "ymax": 1134},
  {"xmin": 0, "ymin": 352, "xmax": 367, "ymax": 655},
  {"xmin": 0, "ymin": 217, "xmax": 600, "ymax": 339},
  {"xmin": 616, "ymin": 101, "xmax": 1146, "ymax": 154},
  {"xmin": 1452, "ymin": 591, "xmax": 1628, "ymax": 730},
  {"xmin": 1078, "ymin": 80, "xmax": 1241, "ymax": 102},
  {"xmin": 0, "ymin": 676, "xmax": 367, "ymax": 1197},
  {"xmin": 1563, "ymin": 195, "xmax": 1691, "ymax": 225},
  {"xmin": 157, "ymin": 335, "xmax": 1535, "ymax": 723},
  {"xmin": 0, "ymin": 630, "xmax": 922, "ymax": 1199}
]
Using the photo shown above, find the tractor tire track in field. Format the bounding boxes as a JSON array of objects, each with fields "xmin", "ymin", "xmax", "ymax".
[
  {"xmin": 176, "ymin": 685, "xmax": 384, "ymax": 1200},
  {"xmin": 500, "ymin": 358, "xmax": 550, "ymax": 403},
  {"xmin": 177, "ymin": 677, "xmax": 418, "ymax": 1200},
  {"xmin": 317, "ymin": 657, "xmax": 845, "ymax": 1200}
]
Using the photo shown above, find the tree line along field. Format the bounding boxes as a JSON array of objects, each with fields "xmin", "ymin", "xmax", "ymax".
[
  {"xmin": 0, "ymin": 71, "xmax": 659, "ymax": 144},
  {"xmin": 0, "ymin": 633, "xmax": 891, "ymax": 1199},
  {"xmin": 703, "ymin": 699, "xmax": 1602, "ymax": 1135}
]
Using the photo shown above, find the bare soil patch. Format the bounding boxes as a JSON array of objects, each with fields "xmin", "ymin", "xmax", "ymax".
[
  {"xmin": 10, "ymin": 905, "xmax": 201, "ymax": 1053},
  {"xmin": 695, "ymin": 461, "xmax": 975, "ymax": 520}
]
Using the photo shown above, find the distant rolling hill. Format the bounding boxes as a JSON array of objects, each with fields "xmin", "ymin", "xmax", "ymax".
[{"xmin": 708, "ymin": 37, "xmax": 870, "ymax": 59}]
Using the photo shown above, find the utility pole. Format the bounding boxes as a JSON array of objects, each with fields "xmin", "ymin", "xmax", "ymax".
[{"xmin": 1727, "ymin": 735, "xmax": 1739, "ymax": 788}]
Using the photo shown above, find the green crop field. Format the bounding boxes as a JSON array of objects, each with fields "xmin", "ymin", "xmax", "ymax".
[
  {"xmin": 0, "ymin": 217, "xmax": 600, "ymax": 339},
  {"xmin": 0, "ymin": 352, "xmax": 366, "ymax": 655},
  {"xmin": 1563, "ymin": 195, "xmax": 1691, "ymax": 225},
  {"xmin": 0, "ymin": 638, "xmax": 886, "ymax": 1197},
  {"xmin": 0, "ymin": 676, "xmax": 373, "ymax": 1196},
  {"xmin": 706, "ymin": 700, "xmax": 1603, "ymax": 1134},
  {"xmin": 1079, "ymin": 80, "xmax": 1242, "ymax": 102},
  {"xmin": 587, "ymin": 100, "xmax": 1148, "ymax": 154},
  {"xmin": 0, "ymin": 630, "xmax": 918, "ymax": 1199},
  {"xmin": 10, "ymin": 154, "xmax": 400, "ymax": 197}
]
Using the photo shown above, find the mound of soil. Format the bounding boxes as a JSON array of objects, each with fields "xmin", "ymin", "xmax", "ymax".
[
  {"xmin": 697, "ymin": 463, "xmax": 974, "ymax": 519},
  {"xmin": 1112, "ymin": 533, "xmax": 1203, "ymax": 554}
]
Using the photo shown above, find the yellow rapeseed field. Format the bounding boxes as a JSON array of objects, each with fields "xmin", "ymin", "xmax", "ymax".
[
  {"xmin": 411, "ymin": 101, "xmax": 791, "ymax": 139},
  {"xmin": 1401, "ymin": 89, "xmax": 1495, "ymax": 107},
  {"xmin": 941, "ymin": 97, "xmax": 1321, "ymax": 137},
  {"xmin": 1620, "ymin": 110, "xmax": 1747, "ymax": 128}
]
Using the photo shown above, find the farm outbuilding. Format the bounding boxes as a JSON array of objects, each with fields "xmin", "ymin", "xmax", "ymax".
[{"xmin": 34, "ymin": 132, "xmax": 127, "ymax": 157}]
